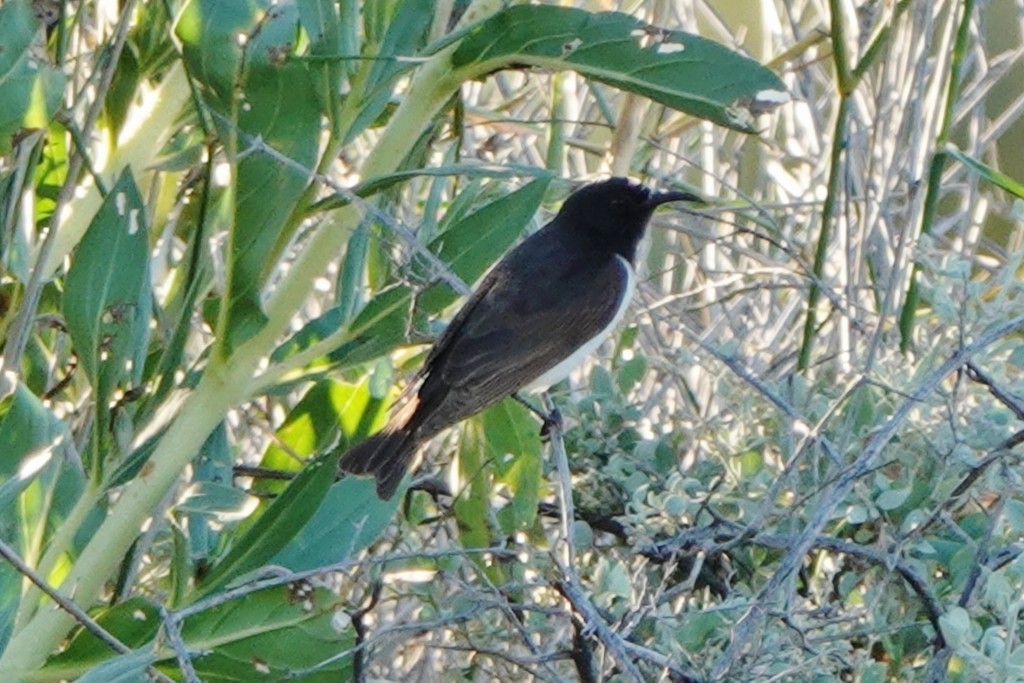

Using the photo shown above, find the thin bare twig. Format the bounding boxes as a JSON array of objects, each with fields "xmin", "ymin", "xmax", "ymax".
[{"xmin": 159, "ymin": 607, "xmax": 202, "ymax": 683}]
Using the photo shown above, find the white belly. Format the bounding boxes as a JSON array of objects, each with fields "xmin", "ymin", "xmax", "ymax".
[{"xmin": 524, "ymin": 255, "xmax": 635, "ymax": 391}]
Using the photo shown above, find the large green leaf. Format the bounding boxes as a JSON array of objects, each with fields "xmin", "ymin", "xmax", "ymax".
[
  {"xmin": 176, "ymin": 0, "xmax": 324, "ymax": 351},
  {"xmin": 183, "ymin": 585, "xmax": 353, "ymax": 682},
  {"xmin": 452, "ymin": 6, "xmax": 786, "ymax": 131},
  {"xmin": 63, "ymin": 168, "xmax": 152, "ymax": 467},
  {"xmin": 41, "ymin": 597, "xmax": 162, "ymax": 677},
  {"xmin": 218, "ymin": 379, "xmax": 396, "ymax": 574},
  {"xmin": 271, "ymin": 477, "xmax": 398, "ymax": 572},
  {"xmin": 0, "ymin": 0, "xmax": 65, "ymax": 152}
]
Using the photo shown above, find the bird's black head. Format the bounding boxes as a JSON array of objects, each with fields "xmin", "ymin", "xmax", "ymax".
[{"xmin": 556, "ymin": 178, "xmax": 696, "ymax": 262}]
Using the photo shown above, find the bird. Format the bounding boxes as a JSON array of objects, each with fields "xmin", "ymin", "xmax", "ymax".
[{"xmin": 339, "ymin": 177, "xmax": 697, "ymax": 498}]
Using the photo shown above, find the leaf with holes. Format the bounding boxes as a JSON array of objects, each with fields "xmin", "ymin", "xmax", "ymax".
[
  {"xmin": 452, "ymin": 6, "xmax": 786, "ymax": 132},
  {"xmin": 63, "ymin": 169, "xmax": 152, "ymax": 453}
]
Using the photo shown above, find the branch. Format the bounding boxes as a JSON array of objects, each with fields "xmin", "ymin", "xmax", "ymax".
[
  {"xmin": 710, "ymin": 311, "xmax": 1024, "ymax": 678},
  {"xmin": 555, "ymin": 576, "xmax": 701, "ymax": 683}
]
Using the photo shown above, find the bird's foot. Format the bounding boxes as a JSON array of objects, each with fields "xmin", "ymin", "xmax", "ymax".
[
  {"xmin": 539, "ymin": 408, "xmax": 563, "ymax": 440},
  {"xmin": 512, "ymin": 393, "xmax": 562, "ymax": 439}
]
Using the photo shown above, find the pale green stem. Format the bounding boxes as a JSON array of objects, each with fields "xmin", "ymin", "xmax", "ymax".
[{"xmin": 42, "ymin": 63, "xmax": 189, "ymax": 277}]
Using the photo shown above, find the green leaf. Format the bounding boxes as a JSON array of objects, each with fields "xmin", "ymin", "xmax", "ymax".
[
  {"xmin": 196, "ymin": 451, "xmax": 339, "ymax": 595},
  {"xmin": 615, "ymin": 355, "xmax": 646, "ymax": 391},
  {"xmin": 486, "ymin": 401, "xmax": 542, "ymax": 533},
  {"xmin": 0, "ymin": 0, "xmax": 65, "ymax": 152},
  {"xmin": 75, "ymin": 651, "xmax": 158, "ymax": 683},
  {"xmin": 42, "ymin": 588, "xmax": 353, "ymax": 682},
  {"xmin": 0, "ymin": 384, "xmax": 67, "ymax": 481},
  {"xmin": 269, "ymin": 284, "xmax": 414, "ymax": 384},
  {"xmin": 42, "ymin": 598, "xmax": 162, "ymax": 677},
  {"xmin": 176, "ymin": 482, "xmax": 258, "ymax": 520},
  {"xmin": 345, "ymin": 0, "xmax": 435, "ymax": 141},
  {"xmin": 451, "ymin": 6, "xmax": 786, "ymax": 132},
  {"xmin": 454, "ymin": 416, "xmax": 500, "ymax": 566},
  {"xmin": 297, "ymin": 0, "xmax": 344, "ymax": 126},
  {"xmin": 946, "ymin": 145, "xmax": 1024, "ymax": 199},
  {"xmin": 939, "ymin": 606, "xmax": 972, "ymax": 650},
  {"xmin": 255, "ymin": 379, "xmax": 389, "ymax": 493},
  {"xmin": 63, "ymin": 169, "xmax": 152, "ymax": 466},
  {"xmin": 183, "ymin": 585, "xmax": 353, "ymax": 682},
  {"xmin": 875, "ymin": 486, "xmax": 912, "ymax": 512},
  {"xmin": 271, "ymin": 477, "xmax": 399, "ymax": 572},
  {"xmin": 176, "ymin": 0, "xmax": 324, "ymax": 351},
  {"xmin": 590, "ymin": 365, "xmax": 615, "ymax": 397},
  {"xmin": 676, "ymin": 610, "xmax": 724, "ymax": 651},
  {"xmin": 0, "ymin": 386, "xmax": 80, "ymax": 587}
]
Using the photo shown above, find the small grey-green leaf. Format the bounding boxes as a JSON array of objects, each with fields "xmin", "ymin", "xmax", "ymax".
[{"xmin": 875, "ymin": 486, "xmax": 911, "ymax": 512}]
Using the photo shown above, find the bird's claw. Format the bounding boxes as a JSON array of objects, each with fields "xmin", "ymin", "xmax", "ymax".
[{"xmin": 539, "ymin": 408, "xmax": 563, "ymax": 440}]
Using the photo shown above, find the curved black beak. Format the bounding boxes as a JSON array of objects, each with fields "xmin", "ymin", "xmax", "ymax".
[{"xmin": 646, "ymin": 190, "xmax": 700, "ymax": 208}]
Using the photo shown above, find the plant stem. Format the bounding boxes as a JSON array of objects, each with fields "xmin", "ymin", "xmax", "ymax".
[
  {"xmin": 798, "ymin": 96, "xmax": 850, "ymax": 370},
  {"xmin": 899, "ymin": 0, "xmax": 976, "ymax": 351}
]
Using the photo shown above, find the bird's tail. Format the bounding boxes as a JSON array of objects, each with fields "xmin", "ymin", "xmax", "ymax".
[{"xmin": 338, "ymin": 427, "xmax": 419, "ymax": 499}]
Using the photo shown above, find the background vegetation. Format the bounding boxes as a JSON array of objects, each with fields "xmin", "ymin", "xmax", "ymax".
[{"xmin": 1, "ymin": 0, "xmax": 1023, "ymax": 681}]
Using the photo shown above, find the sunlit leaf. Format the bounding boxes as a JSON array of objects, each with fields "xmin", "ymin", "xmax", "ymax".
[
  {"xmin": 0, "ymin": 0, "xmax": 65, "ymax": 152},
  {"xmin": 946, "ymin": 145, "xmax": 1024, "ymax": 199}
]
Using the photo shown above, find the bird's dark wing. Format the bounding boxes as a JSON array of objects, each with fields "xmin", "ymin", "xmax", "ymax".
[{"xmin": 409, "ymin": 226, "xmax": 630, "ymax": 437}]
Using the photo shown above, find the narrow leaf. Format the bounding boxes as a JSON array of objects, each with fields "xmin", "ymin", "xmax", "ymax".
[
  {"xmin": 946, "ymin": 145, "xmax": 1024, "ymax": 199},
  {"xmin": 196, "ymin": 451, "xmax": 339, "ymax": 595}
]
